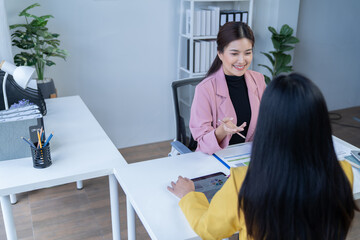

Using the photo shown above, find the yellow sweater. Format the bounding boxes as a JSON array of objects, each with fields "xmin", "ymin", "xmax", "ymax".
[{"xmin": 179, "ymin": 161, "xmax": 354, "ymax": 240}]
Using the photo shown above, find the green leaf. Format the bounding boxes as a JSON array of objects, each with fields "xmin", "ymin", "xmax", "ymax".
[
  {"xmin": 268, "ymin": 26, "xmax": 277, "ymax": 35},
  {"xmin": 284, "ymin": 36, "xmax": 299, "ymax": 44},
  {"xmin": 260, "ymin": 52, "xmax": 275, "ymax": 66},
  {"xmin": 275, "ymin": 66, "xmax": 293, "ymax": 75},
  {"xmin": 279, "ymin": 45, "xmax": 294, "ymax": 52},
  {"xmin": 258, "ymin": 64, "xmax": 274, "ymax": 75},
  {"xmin": 19, "ymin": 3, "xmax": 40, "ymax": 17},
  {"xmin": 271, "ymin": 37, "xmax": 281, "ymax": 50},
  {"xmin": 45, "ymin": 60, "xmax": 56, "ymax": 67},
  {"xmin": 283, "ymin": 54, "xmax": 291, "ymax": 66},
  {"xmin": 280, "ymin": 24, "xmax": 293, "ymax": 36}
]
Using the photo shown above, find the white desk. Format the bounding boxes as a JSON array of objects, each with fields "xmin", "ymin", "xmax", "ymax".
[
  {"xmin": 0, "ymin": 96, "xmax": 127, "ymax": 240},
  {"xmin": 115, "ymin": 137, "xmax": 360, "ymax": 240}
]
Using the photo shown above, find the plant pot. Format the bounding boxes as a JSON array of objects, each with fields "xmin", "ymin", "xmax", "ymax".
[{"xmin": 37, "ymin": 78, "xmax": 57, "ymax": 99}]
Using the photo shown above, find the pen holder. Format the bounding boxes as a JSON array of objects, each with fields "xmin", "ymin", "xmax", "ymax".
[{"xmin": 31, "ymin": 143, "xmax": 52, "ymax": 169}]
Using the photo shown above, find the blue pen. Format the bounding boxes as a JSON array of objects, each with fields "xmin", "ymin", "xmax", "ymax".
[
  {"xmin": 21, "ymin": 137, "xmax": 36, "ymax": 149},
  {"xmin": 43, "ymin": 133, "xmax": 53, "ymax": 147}
]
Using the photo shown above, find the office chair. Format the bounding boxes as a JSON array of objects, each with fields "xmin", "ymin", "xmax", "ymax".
[{"xmin": 169, "ymin": 77, "xmax": 203, "ymax": 156}]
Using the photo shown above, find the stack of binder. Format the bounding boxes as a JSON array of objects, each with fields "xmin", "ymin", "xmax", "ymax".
[{"xmin": 0, "ymin": 104, "xmax": 44, "ymax": 161}]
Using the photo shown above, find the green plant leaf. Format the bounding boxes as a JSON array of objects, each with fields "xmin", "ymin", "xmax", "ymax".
[
  {"xmin": 283, "ymin": 54, "xmax": 291, "ymax": 66},
  {"xmin": 280, "ymin": 24, "xmax": 293, "ymax": 36},
  {"xmin": 19, "ymin": 3, "xmax": 40, "ymax": 17},
  {"xmin": 284, "ymin": 36, "xmax": 299, "ymax": 44},
  {"xmin": 271, "ymin": 37, "xmax": 281, "ymax": 50},
  {"xmin": 268, "ymin": 26, "xmax": 277, "ymax": 35},
  {"xmin": 258, "ymin": 64, "xmax": 274, "ymax": 75},
  {"xmin": 275, "ymin": 66, "xmax": 293, "ymax": 75},
  {"xmin": 279, "ymin": 45, "xmax": 294, "ymax": 52},
  {"xmin": 260, "ymin": 52, "xmax": 275, "ymax": 66}
]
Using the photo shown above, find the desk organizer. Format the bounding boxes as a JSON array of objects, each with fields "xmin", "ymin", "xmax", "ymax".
[{"xmin": 31, "ymin": 143, "xmax": 52, "ymax": 168}]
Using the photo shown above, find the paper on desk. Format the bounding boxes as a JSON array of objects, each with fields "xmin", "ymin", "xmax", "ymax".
[
  {"xmin": 214, "ymin": 142, "xmax": 252, "ymax": 168},
  {"xmin": 215, "ymin": 140, "xmax": 355, "ymax": 168},
  {"xmin": 333, "ymin": 139, "xmax": 353, "ymax": 160}
]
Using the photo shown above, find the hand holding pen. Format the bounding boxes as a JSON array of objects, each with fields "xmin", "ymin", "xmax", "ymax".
[{"xmin": 218, "ymin": 118, "xmax": 246, "ymax": 139}]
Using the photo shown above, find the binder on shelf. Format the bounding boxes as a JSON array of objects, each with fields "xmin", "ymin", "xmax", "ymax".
[
  {"xmin": 194, "ymin": 41, "xmax": 201, "ymax": 73},
  {"xmin": 205, "ymin": 10, "xmax": 211, "ymax": 36},
  {"xmin": 204, "ymin": 41, "xmax": 211, "ymax": 71},
  {"xmin": 200, "ymin": 41, "xmax": 207, "ymax": 73},
  {"xmin": 208, "ymin": 6, "xmax": 220, "ymax": 36},
  {"xmin": 241, "ymin": 11, "xmax": 248, "ymax": 24},
  {"xmin": 0, "ymin": 106, "xmax": 44, "ymax": 161},
  {"xmin": 220, "ymin": 12, "xmax": 227, "ymax": 26},
  {"xmin": 185, "ymin": 9, "xmax": 191, "ymax": 35},
  {"xmin": 194, "ymin": 10, "xmax": 201, "ymax": 36},
  {"xmin": 227, "ymin": 12, "xmax": 234, "ymax": 22},
  {"xmin": 200, "ymin": 10, "xmax": 206, "ymax": 36},
  {"xmin": 235, "ymin": 12, "xmax": 241, "ymax": 22}
]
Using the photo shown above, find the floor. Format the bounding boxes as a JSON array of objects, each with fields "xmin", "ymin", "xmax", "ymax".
[{"xmin": 0, "ymin": 107, "xmax": 359, "ymax": 240}]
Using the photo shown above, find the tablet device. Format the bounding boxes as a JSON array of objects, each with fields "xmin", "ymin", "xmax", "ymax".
[{"xmin": 191, "ymin": 172, "xmax": 227, "ymax": 202}]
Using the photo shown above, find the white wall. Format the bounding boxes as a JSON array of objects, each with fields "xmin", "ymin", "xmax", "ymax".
[
  {"xmin": 251, "ymin": 0, "xmax": 300, "ymax": 75},
  {"xmin": 293, "ymin": 0, "xmax": 360, "ymax": 110},
  {"xmin": 5, "ymin": 0, "xmax": 180, "ymax": 148}
]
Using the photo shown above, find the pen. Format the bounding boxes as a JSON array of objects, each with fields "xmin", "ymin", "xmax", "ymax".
[
  {"xmin": 218, "ymin": 119, "xmax": 246, "ymax": 139},
  {"xmin": 43, "ymin": 132, "xmax": 54, "ymax": 147},
  {"xmin": 21, "ymin": 137, "xmax": 36, "ymax": 149}
]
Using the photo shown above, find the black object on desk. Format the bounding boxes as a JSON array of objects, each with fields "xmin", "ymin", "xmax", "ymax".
[
  {"xmin": 0, "ymin": 70, "xmax": 47, "ymax": 115},
  {"xmin": 31, "ymin": 142, "xmax": 52, "ymax": 168}
]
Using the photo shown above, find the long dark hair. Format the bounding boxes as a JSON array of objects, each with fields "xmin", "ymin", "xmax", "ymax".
[
  {"xmin": 206, "ymin": 21, "xmax": 255, "ymax": 77},
  {"xmin": 239, "ymin": 73, "xmax": 358, "ymax": 240}
]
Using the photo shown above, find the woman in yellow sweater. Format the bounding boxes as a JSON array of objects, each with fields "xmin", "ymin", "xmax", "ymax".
[{"xmin": 168, "ymin": 73, "xmax": 359, "ymax": 240}]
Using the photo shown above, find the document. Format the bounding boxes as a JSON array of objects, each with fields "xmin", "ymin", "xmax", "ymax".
[{"xmin": 213, "ymin": 142, "xmax": 252, "ymax": 169}]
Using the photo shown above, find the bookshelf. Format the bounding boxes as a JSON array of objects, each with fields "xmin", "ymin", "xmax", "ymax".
[{"xmin": 177, "ymin": 0, "xmax": 254, "ymax": 79}]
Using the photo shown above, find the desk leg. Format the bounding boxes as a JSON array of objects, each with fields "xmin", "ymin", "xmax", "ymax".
[
  {"xmin": 9, "ymin": 194, "xmax": 17, "ymax": 204},
  {"xmin": 109, "ymin": 174, "xmax": 121, "ymax": 240},
  {"xmin": 0, "ymin": 195, "xmax": 17, "ymax": 240},
  {"xmin": 126, "ymin": 197, "xmax": 136, "ymax": 240},
  {"xmin": 76, "ymin": 180, "xmax": 83, "ymax": 190}
]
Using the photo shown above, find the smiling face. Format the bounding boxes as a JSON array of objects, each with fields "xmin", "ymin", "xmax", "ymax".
[{"xmin": 218, "ymin": 38, "xmax": 253, "ymax": 76}]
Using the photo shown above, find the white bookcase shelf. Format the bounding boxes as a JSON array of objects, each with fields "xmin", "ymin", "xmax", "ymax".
[{"xmin": 177, "ymin": 0, "xmax": 253, "ymax": 79}]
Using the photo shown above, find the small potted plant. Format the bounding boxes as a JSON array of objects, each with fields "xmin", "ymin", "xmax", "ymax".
[
  {"xmin": 258, "ymin": 24, "xmax": 299, "ymax": 84},
  {"xmin": 10, "ymin": 3, "xmax": 68, "ymax": 98}
]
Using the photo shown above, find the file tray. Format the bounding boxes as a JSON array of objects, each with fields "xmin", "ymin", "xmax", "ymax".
[{"xmin": 0, "ymin": 106, "xmax": 44, "ymax": 161}]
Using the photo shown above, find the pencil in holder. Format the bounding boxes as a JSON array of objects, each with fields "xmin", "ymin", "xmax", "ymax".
[{"xmin": 31, "ymin": 142, "xmax": 52, "ymax": 168}]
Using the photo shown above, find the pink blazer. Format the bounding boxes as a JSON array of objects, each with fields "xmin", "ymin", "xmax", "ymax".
[{"xmin": 189, "ymin": 67, "xmax": 266, "ymax": 155}]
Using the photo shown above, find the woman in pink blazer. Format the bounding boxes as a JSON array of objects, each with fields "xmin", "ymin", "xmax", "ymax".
[{"xmin": 190, "ymin": 22, "xmax": 266, "ymax": 155}]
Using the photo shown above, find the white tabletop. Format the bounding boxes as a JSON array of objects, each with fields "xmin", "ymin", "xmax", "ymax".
[
  {"xmin": 115, "ymin": 137, "xmax": 360, "ymax": 240},
  {"xmin": 0, "ymin": 96, "xmax": 127, "ymax": 196},
  {"xmin": 115, "ymin": 151, "xmax": 230, "ymax": 240}
]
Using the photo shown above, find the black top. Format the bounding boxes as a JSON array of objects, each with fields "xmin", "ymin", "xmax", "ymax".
[{"xmin": 225, "ymin": 74, "xmax": 251, "ymax": 145}]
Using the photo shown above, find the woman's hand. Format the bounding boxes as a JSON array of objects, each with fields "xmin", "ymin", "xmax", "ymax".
[
  {"xmin": 167, "ymin": 176, "xmax": 195, "ymax": 199},
  {"xmin": 215, "ymin": 117, "xmax": 246, "ymax": 142}
]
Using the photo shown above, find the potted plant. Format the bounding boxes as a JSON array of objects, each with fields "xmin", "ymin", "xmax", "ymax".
[
  {"xmin": 9, "ymin": 3, "xmax": 68, "ymax": 98},
  {"xmin": 258, "ymin": 24, "xmax": 299, "ymax": 84}
]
